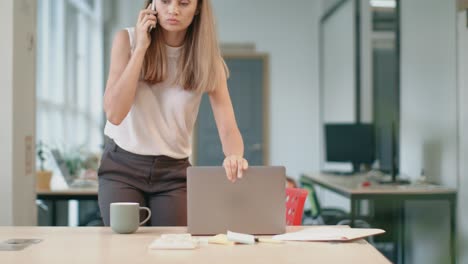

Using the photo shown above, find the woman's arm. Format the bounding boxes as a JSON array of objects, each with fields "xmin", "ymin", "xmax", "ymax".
[
  {"xmin": 208, "ymin": 65, "xmax": 249, "ymax": 182},
  {"xmin": 103, "ymin": 7, "xmax": 157, "ymax": 125},
  {"xmin": 103, "ymin": 31, "xmax": 144, "ymax": 125}
]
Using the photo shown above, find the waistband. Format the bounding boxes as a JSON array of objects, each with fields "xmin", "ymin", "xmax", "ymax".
[{"xmin": 104, "ymin": 136, "xmax": 189, "ymax": 163}]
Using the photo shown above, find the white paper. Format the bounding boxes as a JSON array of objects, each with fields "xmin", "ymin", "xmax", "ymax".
[
  {"xmin": 272, "ymin": 227, "xmax": 385, "ymax": 241},
  {"xmin": 227, "ymin": 230, "xmax": 256, "ymax": 244},
  {"xmin": 148, "ymin": 234, "xmax": 199, "ymax": 250}
]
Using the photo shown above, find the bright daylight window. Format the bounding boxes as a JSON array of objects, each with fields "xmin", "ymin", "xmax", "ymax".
[{"xmin": 36, "ymin": 0, "xmax": 104, "ymax": 185}]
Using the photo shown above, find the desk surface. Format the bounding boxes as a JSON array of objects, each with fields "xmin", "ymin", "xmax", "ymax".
[
  {"xmin": 36, "ymin": 188, "xmax": 98, "ymax": 196},
  {"xmin": 303, "ymin": 173, "xmax": 457, "ymax": 196},
  {"xmin": 0, "ymin": 226, "xmax": 390, "ymax": 264}
]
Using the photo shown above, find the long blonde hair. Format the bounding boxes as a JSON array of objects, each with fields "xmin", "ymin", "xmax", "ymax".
[{"xmin": 143, "ymin": 0, "xmax": 228, "ymax": 93}]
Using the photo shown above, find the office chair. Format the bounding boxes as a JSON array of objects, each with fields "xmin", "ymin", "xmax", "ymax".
[
  {"xmin": 285, "ymin": 188, "xmax": 308, "ymax": 225},
  {"xmin": 299, "ymin": 175, "xmax": 370, "ymax": 228}
]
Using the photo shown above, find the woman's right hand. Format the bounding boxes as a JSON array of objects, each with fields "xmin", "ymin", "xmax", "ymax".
[{"xmin": 135, "ymin": 4, "xmax": 158, "ymax": 52}]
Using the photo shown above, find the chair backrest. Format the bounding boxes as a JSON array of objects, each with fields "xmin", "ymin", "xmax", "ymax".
[
  {"xmin": 299, "ymin": 175, "xmax": 322, "ymax": 219},
  {"xmin": 285, "ymin": 188, "xmax": 308, "ymax": 225}
]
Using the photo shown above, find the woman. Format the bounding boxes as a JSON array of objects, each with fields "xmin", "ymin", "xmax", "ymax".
[{"xmin": 98, "ymin": 0, "xmax": 248, "ymax": 226}]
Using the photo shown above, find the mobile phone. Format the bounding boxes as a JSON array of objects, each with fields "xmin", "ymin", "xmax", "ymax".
[{"xmin": 149, "ymin": 0, "xmax": 156, "ymax": 32}]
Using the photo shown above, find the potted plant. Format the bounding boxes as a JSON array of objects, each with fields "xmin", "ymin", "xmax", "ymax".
[
  {"xmin": 67, "ymin": 146, "xmax": 100, "ymax": 181},
  {"xmin": 36, "ymin": 141, "xmax": 53, "ymax": 190}
]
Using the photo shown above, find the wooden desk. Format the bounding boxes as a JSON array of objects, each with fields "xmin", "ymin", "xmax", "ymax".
[
  {"xmin": 37, "ymin": 188, "xmax": 98, "ymax": 199},
  {"xmin": 36, "ymin": 189, "xmax": 98, "ymax": 226},
  {"xmin": 0, "ymin": 226, "xmax": 390, "ymax": 264},
  {"xmin": 301, "ymin": 173, "xmax": 457, "ymax": 264}
]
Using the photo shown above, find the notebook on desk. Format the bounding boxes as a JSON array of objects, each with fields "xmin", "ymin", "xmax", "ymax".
[{"xmin": 187, "ymin": 166, "xmax": 286, "ymax": 235}]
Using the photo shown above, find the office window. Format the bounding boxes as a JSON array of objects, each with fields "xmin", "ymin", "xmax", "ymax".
[{"xmin": 36, "ymin": 0, "xmax": 104, "ymax": 157}]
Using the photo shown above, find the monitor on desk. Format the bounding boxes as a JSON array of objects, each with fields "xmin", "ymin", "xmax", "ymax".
[{"xmin": 325, "ymin": 123, "xmax": 375, "ymax": 173}]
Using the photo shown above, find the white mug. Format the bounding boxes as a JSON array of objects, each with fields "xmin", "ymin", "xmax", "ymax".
[{"xmin": 110, "ymin": 202, "xmax": 151, "ymax": 234}]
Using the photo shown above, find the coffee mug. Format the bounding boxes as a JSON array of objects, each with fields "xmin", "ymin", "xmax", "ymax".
[{"xmin": 110, "ymin": 202, "xmax": 151, "ymax": 234}]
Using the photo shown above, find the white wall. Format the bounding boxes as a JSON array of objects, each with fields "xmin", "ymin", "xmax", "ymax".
[
  {"xmin": 322, "ymin": 0, "xmax": 344, "ymax": 12},
  {"xmin": 211, "ymin": 0, "xmax": 320, "ymax": 178},
  {"xmin": 457, "ymin": 9, "xmax": 468, "ymax": 264},
  {"xmin": 320, "ymin": 0, "xmax": 373, "ymax": 124},
  {"xmin": 322, "ymin": 0, "xmax": 356, "ymax": 123},
  {"xmin": 400, "ymin": 0, "xmax": 457, "ymax": 263},
  {"xmin": 0, "ymin": 0, "xmax": 37, "ymax": 226},
  {"xmin": 0, "ymin": 0, "xmax": 14, "ymax": 226},
  {"xmin": 103, "ymin": 0, "xmax": 145, "ymax": 84},
  {"xmin": 400, "ymin": 0, "xmax": 458, "ymax": 187}
]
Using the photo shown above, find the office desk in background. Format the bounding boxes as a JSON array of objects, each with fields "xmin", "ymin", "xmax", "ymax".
[
  {"xmin": 0, "ymin": 226, "xmax": 390, "ymax": 264},
  {"xmin": 36, "ymin": 188, "xmax": 98, "ymax": 226},
  {"xmin": 301, "ymin": 173, "xmax": 457, "ymax": 264}
]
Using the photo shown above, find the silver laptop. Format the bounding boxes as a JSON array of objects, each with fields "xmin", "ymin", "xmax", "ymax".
[{"xmin": 187, "ymin": 166, "xmax": 286, "ymax": 235}]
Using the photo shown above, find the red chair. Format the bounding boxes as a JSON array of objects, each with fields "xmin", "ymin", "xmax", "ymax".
[{"xmin": 285, "ymin": 188, "xmax": 308, "ymax": 225}]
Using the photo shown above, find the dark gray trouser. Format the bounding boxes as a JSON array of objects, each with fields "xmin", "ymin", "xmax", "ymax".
[{"xmin": 97, "ymin": 138, "xmax": 190, "ymax": 226}]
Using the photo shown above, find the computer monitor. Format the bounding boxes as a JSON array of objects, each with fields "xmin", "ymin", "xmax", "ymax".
[{"xmin": 325, "ymin": 123, "xmax": 375, "ymax": 173}]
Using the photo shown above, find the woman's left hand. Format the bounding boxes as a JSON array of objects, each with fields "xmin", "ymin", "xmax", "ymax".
[{"xmin": 223, "ymin": 155, "xmax": 249, "ymax": 183}]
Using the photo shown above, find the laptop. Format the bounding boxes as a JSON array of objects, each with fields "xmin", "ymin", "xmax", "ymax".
[
  {"xmin": 50, "ymin": 149, "xmax": 97, "ymax": 189},
  {"xmin": 187, "ymin": 166, "xmax": 286, "ymax": 235}
]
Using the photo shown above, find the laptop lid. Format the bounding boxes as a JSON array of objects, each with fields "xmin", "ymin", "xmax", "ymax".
[
  {"xmin": 50, "ymin": 149, "xmax": 74, "ymax": 186},
  {"xmin": 187, "ymin": 166, "xmax": 286, "ymax": 235}
]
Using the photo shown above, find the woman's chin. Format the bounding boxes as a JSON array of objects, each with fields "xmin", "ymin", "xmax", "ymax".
[{"xmin": 159, "ymin": 24, "xmax": 186, "ymax": 33}]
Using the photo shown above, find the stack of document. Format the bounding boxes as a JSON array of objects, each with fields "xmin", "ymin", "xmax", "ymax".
[{"xmin": 272, "ymin": 227, "xmax": 385, "ymax": 242}]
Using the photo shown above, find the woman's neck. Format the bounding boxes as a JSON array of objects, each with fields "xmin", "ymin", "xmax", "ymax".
[{"xmin": 162, "ymin": 30, "xmax": 187, "ymax": 47}]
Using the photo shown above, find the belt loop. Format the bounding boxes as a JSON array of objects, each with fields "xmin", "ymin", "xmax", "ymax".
[
  {"xmin": 113, "ymin": 141, "xmax": 118, "ymax": 152},
  {"xmin": 106, "ymin": 137, "xmax": 118, "ymax": 152}
]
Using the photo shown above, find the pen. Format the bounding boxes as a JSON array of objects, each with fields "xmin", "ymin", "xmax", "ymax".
[
  {"xmin": 256, "ymin": 238, "xmax": 284, "ymax": 244},
  {"xmin": 227, "ymin": 231, "xmax": 284, "ymax": 244}
]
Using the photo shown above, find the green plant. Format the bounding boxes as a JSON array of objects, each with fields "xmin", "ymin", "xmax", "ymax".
[
  {"xmin": 64, "ymin": 153, "xmax": 83, "ymax": 177},
  {"xmin": 60, "ymin": 145, "xmax": 100, "ymax": 177}
]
